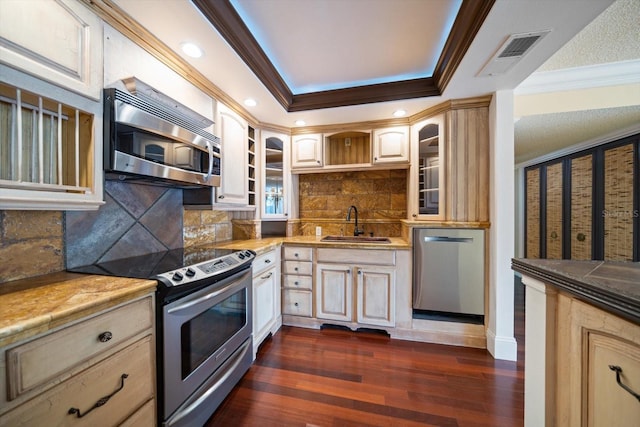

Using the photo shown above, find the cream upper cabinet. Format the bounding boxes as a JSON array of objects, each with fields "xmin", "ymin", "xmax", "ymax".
[
  {"xmin": 0, "ymin": 68, "xmax": 103, "ymax": 211},
  {"xmin": 372, "ymin": 126, "xmax": 409, "ymax": 164},
  {"xmin": 291, "ymin": 134, "xmax": 323, "ymax": 169},
  {"xmin": 0, "ymin": 0, "xmax": 103, "ymax": 100},
  {"xmin": 216, "ymin": 103, "xmax": 248, "ymax": 205},
  {"xmin": 262, "ymin": 131, "xmax": 290, "ymax": 219},
  {"xmin": 409, "ymin": 115, "xmax": 445, "ymax": 220}
]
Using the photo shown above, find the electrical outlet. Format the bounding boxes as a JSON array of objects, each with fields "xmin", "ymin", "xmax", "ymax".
[{"xmin": 315, "ymin": 226, "xmax": 322, "ymax": 236}]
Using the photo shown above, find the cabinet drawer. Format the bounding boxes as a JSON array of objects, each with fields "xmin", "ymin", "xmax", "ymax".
[
  {"xmin": 120, "ymin": 398, "xmax": 156, "ymax": 427},
  {"xmin": 253, "ymin": 250, "xmax": 277, "ymax": 276},
  {"xmin": 6, "ymin": 296, "xmax": 153, "ymax": 400},
  {"xmin": 317, "ymin": 248, "xmax": 395, "ymax": 265},
  {"xmin": 283, "ymin": 275, "xmax": 313, "ymax": 290},
  {"xmin": 283, "ymin": 246, "xmax": 313, "ymax": 261},
  {"xmin": 1, "ymin": 336, "xmax": 154, "ymax": 427},
  {"xmin": 283, "ymin": 290, "xmax": 312, "ymax": 317},
  {"xmin": 283, "ymin": 261, "xmax": 312, "ymax": 276}
]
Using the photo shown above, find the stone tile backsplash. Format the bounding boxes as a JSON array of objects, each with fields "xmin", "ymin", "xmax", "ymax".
[
  {"xmin": 0, "ymin": 211, "xmax": 64, "ymax": 282},
  {"xmin": 65, "ymin": 181, "xmax": 184, "ymax": 268},
  {"xmin": 297, "ymin": 170, "xmax": 407, "ymax": 236}
]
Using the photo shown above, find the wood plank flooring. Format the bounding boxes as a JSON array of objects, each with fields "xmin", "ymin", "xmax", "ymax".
[{"xmin": 206, "ymin": 280, "xmax": 525, "ymax": 426}]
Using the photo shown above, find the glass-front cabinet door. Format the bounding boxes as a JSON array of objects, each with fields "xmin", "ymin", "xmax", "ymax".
[
  {"xmin": 410, "ymin": 115, "xmax": 445, "ymax": 220},
  {"xmin": 262, "ymin": 131, "xmax": 289, "ymax": 219}
]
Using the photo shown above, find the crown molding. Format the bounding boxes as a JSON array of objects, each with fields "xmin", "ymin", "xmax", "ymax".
[
  {"xmin": 515, "ymin": 59, "xmax": 640, "ymax": 95},
  {"xmin": 193, "ymin": 0, "xmax": 495, "ymax": 112}
]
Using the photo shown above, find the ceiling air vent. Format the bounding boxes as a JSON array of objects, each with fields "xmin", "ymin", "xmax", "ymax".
[{"xmin": 478, "ymin": 30, "xmax": 550, "ymax": 76}]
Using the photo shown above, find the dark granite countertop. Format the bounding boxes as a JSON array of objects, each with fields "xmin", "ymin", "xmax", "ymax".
[{"xmin": 512, "ymin": 258, "xmax": 640, "ymax": 325}]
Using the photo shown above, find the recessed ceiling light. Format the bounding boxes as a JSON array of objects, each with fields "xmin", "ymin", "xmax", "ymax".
[
  {"xmin": 244, "ymin": 98, "xmax": 257, "ymax": 107},
  {"xmin": 181, "ymin": 42, "xmax": 203, "ymax": 58},
  {"xmin": 393, "ymin": 109, "xmax": 407, "ymax": 117},
  {"xmin": 295, "ymin": 120, "xmax": 306, "ymax": 126}
]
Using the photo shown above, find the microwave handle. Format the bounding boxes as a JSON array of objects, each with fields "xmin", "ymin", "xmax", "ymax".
[{"xmin": 204, "ymin": 141, "xmax": 214, "ymax": 182}]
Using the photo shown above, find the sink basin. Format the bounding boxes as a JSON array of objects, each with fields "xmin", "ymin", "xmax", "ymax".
[{"xmin": 321, "ymin": 235, "xmax": 391, "ymax": 243}]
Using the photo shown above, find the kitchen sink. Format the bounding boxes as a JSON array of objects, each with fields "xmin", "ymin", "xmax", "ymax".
[{"xmin": 321, "ymin": 235, "xmax": 391, "ymax": 243}]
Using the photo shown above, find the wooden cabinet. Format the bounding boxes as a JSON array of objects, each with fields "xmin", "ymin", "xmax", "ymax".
[
  {"xmin": 373, "ymin": 126, "xmax": 409, "ymax": 164},
  {"xmin": 291, "ymin": 134, "xmax": 323, "ymax": 169},
  {"xmin": 356, "ymin": 266, "xmax": 396, "ymax": 327},
  {"xmin": 409, "ymin": 101, "xmax": 490, "ymax": 222},
  {"xmin": 0, "ymin": 69, "xmax": 103, "ymax": 211},
  {"xmin": 410, "ymin": 115, "xmax": 445, "ymax": 220},
  {"xmin": 315, "ymin": 248, "xmax": 396, "ymax": 328},
  {"xmin": 525, "ymin": 136, "xmax": 639, "ymax": 261},
  {"xmin": 556, "ymin": 293, "xmax": 640, "ymax": 427},
  {"xmin": 262, "ymin": 131, "xmax": 290, "ymax": 219},
  {"xmin": 216, "ymin": 103, "xmax": 249, "ymax": 205},
  {"xmin": 281, "ymin": 246, "xmax": 314, "ymax": 317},
  {"xmin": 0, "ymin": 0, "xmax": 103, "ymax": 100},
  {"xmin": 316, "ymin": 263, "xmax": 353, "ymax": 322},
  {"xmin": 252, "ymin": 249, "xmax": 281, "ymax": 354},
  {"xmin": 0, "ymin": 295, "xmax": 156, "ymax": 426}
]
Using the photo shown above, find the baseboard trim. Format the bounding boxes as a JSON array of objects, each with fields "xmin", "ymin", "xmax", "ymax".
[{"xmin": 486, "ymin": 328, "xmax": 518, "ymax": 361}]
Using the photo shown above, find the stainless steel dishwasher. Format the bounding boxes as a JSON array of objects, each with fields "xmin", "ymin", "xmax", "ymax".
[{"xmin": 413, "ymin": 228, "xmax": 485, "ymax": 319}]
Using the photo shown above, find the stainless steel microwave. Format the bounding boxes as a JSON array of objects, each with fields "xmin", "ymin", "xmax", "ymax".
[{"xmin": 103, "ymin": 88, "xmax": 221, "ymax": 188}]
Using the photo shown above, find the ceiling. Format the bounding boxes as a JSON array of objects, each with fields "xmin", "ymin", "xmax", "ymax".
[{"xmin": 112, "ymin": 0, "xmax": 639, "ymax": 163}]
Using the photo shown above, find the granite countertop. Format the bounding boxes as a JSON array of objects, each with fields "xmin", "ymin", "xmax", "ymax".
[
  {"xmin": 0, "ymin": 236, "xmax": 409, "ymax": 347},
  {"xmin": 512, "ymin": 258, "xmax": 640, "ymax": 324},
  {"xmin": 0, "ymin": 272, "xmax": 157, "ymax": 348},
  {"xmin": 216, "ymin": 236, "xmax": 411, "ymax": 252}
]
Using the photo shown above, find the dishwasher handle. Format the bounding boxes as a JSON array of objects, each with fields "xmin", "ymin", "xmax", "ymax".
[{"xmin": 423, "ymin": 236, "xmax": 474, "ymax": 243}]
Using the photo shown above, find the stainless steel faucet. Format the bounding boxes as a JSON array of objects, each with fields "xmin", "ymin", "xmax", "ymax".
[{"xmin": 346, "ymin": 205, "xmax": 364, "ymax": 236}]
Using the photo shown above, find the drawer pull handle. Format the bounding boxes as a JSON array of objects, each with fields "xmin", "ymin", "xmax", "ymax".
[
  {"xmin": 609, "ymin": 365, "xmax": 640, "ymax": 402},
  {"xmin": 265, "ymin": 259, "xmax": 271, "ymax": 264},
  {"xmin": 68, "ymin": 373, "xmax": 129, "ymax": 418},
  {"xmin": 261, "ymin": 272, "xmax": 273, "ymax": 279},
  {"xmin": 98, "ymin": 331, "xmax": 113, "ymax": 342}
]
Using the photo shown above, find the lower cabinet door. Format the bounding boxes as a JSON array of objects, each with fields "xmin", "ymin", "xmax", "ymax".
[
  {"xmin": 356, "ymin": 267, "xmax": 396, "ymax": 327},
  {"xmin": 587, "ymin": 333, "xmax": 640, "ymax": 427},
  {"xmin": 253, "ymin": 266, "xmax": 277, "ymax": 345},
  {"xmin": 0, "ymin": 336, "xmax": 154, "ymax": 427},
  {"xmin": 316, "ymin": 264, "xmax": 352, "ymax": 322}
]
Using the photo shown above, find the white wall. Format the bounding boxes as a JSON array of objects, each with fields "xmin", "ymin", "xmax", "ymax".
[{"xmin": 487, "ymin": 90, "xmax": 518, "ymax": 361}]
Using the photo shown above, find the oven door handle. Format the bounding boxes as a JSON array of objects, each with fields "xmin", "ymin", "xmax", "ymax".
[{"xmin": 167, "ymin": 277, "xmax": 243, "ymax": 314}]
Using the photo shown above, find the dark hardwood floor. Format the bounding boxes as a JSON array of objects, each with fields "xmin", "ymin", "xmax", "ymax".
[{"xmin": 206, "ymin": 279, "xmax": 525, "ymax": 427}]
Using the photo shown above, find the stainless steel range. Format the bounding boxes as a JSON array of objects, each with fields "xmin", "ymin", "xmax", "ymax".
[{"xmin": 69, "ymin": 247, "xmax": 255, "ymax": 427}]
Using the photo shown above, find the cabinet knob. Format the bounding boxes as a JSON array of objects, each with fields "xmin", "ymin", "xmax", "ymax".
[
  {"xmin": 265, "ymin": 259, "xmax": 271, "ymax": 264},
  {"xmin": 294, "ymin": 302, "xmax": 299, "ymax": 307},
  {"xmin": 294, "ymin": 281, "xmax": 299, "ymax": 286},
  {"xmin": 98, "ymin": 331, "xmax": 113, "ymax": 343},
  {"xmin": 550, "ymin": 231, "xmax": 558, "ymax": 239},
  {"xmin": 294, "ymin": 253, "xmax": 299, "ymax": 257},
  {"xmin": 412, "ymin": 213, "xmax": 417, "ymax": 218},
  {"xmin": 218, "ymin": 195, "xmax": 225, "ymax": 199},
  {"xmin": 577, "ymin": 233, "xmax": 586, "ymax": 242},
  {"xmin": 294, "ymin": 267, "xmax": 299, "ymax": 271}
]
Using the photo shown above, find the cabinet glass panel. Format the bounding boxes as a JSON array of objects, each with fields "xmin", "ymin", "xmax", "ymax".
[
  {"xmin": 418, "ymin": 123, "xmax": 440, "ymax": 215},
  {"xmin": 264, "ymin": 136, "xmax": 284, "ymax": 215}
]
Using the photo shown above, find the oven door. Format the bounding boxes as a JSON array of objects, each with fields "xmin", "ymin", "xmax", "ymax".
[{"xmin": 161, "ymin": 268, "xmax": 253, "ymax": 423}]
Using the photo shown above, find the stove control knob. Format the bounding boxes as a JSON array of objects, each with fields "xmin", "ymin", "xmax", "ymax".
[
  {"xmin": 245, "ymin": 251, "xmax": 252, "ymax": 258},
  {"xmin": 185, "ymin": 268, "xmax": 196, "ymax": 277},
  {"xmin": 238, "ymin": 253, "xmax": 245, "ymax": 259},
  {"xmin": 172, "ymin": 271, "xmax": 184, "ymax": 282}
]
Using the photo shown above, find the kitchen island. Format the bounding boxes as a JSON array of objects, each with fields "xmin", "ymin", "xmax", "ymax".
[{"xmin": 512, "ymin": 258, "xmax": 639, "ymax": 427}]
